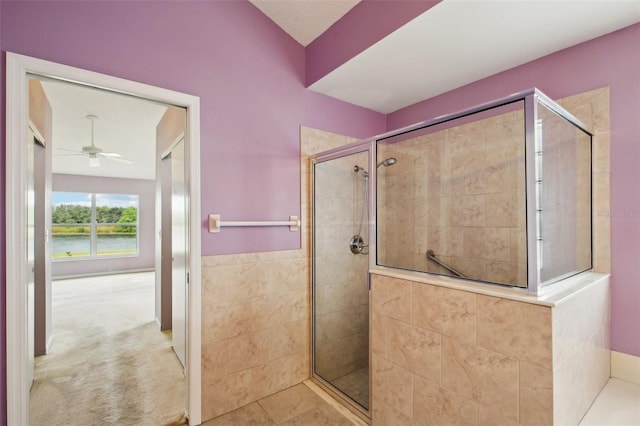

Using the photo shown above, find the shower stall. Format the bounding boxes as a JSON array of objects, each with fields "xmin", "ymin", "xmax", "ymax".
[
  {"xmin": 311, "ymin": 144, "xmax": 399, "ymax": 416},
  {"xmin": 312, "ymin": 147, "xmax": 372, "ymax": 413},
  {"xmin": 310, "ymin": 88, "xmax": 592, "ymax": 419}
]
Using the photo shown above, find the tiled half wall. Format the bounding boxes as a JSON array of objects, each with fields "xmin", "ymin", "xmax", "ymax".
[{"xmin": 371, "ymin": 273, "xmax": 610, "ymax": 425}]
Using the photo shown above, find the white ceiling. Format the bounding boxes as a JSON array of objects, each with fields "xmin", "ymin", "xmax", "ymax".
[
  {"xmin": 42, "ymin": 79, "xmax": 168, "ymax": 180},
  {"xmin": 258, "ymin": 0, "xmax": 640, "ymax": 114},
  {"xmin": 249, "ymin": 0, "xmax": 360, "ymax": 46}
]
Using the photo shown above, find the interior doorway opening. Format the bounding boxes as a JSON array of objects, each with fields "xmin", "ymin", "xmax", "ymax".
[{"xmin": 6, "ymin": 52, "xmax": 202, "ymax": 426}]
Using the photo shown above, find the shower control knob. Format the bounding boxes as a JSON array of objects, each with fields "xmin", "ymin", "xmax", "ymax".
[{"xmin": 349, "ymin": 235, "xmax": 368, "ymax": 255}]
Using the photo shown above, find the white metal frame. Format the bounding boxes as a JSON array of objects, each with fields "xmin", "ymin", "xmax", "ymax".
[
  {"xmin": 6, "ymin": 52, "xmax": 202, "ymax": 425},
  {"xmin": 311, "ymin": 88, "xmax": 592, "ymax": 296}
]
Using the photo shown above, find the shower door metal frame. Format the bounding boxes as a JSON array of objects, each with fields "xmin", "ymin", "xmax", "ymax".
[{"xmin": 311, "ymin": 139, "xmax": 376, "ymax": 423}]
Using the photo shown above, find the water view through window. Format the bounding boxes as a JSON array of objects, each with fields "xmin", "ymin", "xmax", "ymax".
[{"xmin": 52, "ymin": 192, "xmax": 139, "ymax": 259}]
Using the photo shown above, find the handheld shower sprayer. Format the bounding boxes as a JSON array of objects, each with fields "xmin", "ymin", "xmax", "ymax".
[{"xmin": 377, "ymin": 157, "xmax": 397, "ymax": 168}]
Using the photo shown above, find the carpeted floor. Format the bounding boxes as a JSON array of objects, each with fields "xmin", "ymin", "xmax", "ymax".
[{"xmin": 29, "ymin": 272, "xmax": 187, "ymax": 426}]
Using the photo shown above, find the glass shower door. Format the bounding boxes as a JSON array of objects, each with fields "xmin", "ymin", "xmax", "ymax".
[{"xmin": 313, "ymin": 148, "xmax": 370, "ymax": 412}]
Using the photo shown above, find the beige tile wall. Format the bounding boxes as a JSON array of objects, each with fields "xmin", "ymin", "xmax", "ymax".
[
  {"xmin": 552, "ymin": 277, "xmax": 611, "ymax": 425},
  {"xmin": 199, "ymin": 127, "xmax": 356, "ymax": 421},
  {"xmin": 201, "ymin": 251, "xmax": 309, "ymax": 419},
  {"xmin": 377, "ymin": 105, "xmax": 528, "ymax": 287},
  {"xmin": 556, "ymin": 87, "xmax": 611, "ymax": 274},
  {"xmin": 371, "ymin": 273, "xmax": 552, "ymax": 425},
  {"xmin": 371, "ymin": 272, "xmax": 610, "ymax": 426}
]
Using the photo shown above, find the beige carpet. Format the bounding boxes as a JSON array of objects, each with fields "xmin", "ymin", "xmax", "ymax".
[{"xmin": 29, "ymin": 272, "xmax": 187, "ymax": 426}]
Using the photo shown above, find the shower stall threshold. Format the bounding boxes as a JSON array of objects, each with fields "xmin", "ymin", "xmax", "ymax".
[{"xmin": 308, "ymin": 375, "xmax": 371, "ymax": 425}]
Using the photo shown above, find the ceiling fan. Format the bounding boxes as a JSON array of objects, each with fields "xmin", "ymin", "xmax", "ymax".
[{"xmin": 54, "ymin": 114, "xmax": 133, "ymax": 168}]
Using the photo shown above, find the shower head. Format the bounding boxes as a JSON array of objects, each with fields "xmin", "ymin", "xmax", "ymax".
[
  {"xmin": 377, "ymin": 157, "xmax": 397, "ymax": 168},
  {"xmin": 354, "ymin": 165, "xmax": 369, "ymax": 178}
]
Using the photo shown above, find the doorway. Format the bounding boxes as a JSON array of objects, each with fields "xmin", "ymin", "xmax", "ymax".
[
  {"xmin": 312, "ymin": 143, "xmax": 373, "ymax": 420},
  {"xmin": 5, "ymin": 52, "xmax": 202, "ymax": 425}
]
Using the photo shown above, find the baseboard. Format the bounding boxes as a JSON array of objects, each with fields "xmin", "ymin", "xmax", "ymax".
[
  {"xmin": 52, "ymin": 268, "xmax": 155, "ymax": 280},
  {"xmin": 611, "ymin": 351, "xmax": 640, "ymax": 385}
]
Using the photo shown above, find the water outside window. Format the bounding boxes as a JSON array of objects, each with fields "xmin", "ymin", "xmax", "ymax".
[
  {"xmin": 96, "ymin": 193, "xmax": 138, "ymax": 256},
  {"xmin": 51, "ymin": 192, "xmax": 139, "ymax": 259}
]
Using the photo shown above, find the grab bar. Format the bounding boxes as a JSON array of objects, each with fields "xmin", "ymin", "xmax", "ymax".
[
  {"xmin": 208, "ymin": 214, "xmax": 300, "ymax": 233},
  {"xmin": 426, "ymin": 250, "xmax": 467, "ymax": 278}
]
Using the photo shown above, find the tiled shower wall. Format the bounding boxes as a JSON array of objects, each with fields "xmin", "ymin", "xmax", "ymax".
[
  {"xmin": 199, "ymin": 126, "xmax": 355, "ymax": 421},
  {"xmin": 377, "ymin": 107, "xmax": 528, "ymax": 286},
  {"xmin": 378, "ymin": 86, "xmax": 611, "ymax": 285}
]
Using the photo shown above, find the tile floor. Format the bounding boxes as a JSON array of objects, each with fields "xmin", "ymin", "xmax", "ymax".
[
  {"xmin": 579, "ymin": 378, "xmax": 640, "ymax": 426},
  {"xmin": 332, "ymin": 368, "xmax": 369, "ymax": 409},
  {"xmin": 203, "ymin": 377, "xmax": 639, "ymax": 425},
  {"xmin": 201, "ymin": 382, "xmax": 365, "ymax": 425}
]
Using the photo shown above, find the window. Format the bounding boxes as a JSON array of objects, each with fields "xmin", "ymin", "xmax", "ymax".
[{"xmin": 52, "ymin": 192, "xmax": 139, "ymax": 260}]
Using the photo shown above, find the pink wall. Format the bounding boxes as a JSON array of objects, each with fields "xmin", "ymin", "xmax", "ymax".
[
  {"xmin": 0, "ymin": 1, "xmax": 385, "ymax": 257},
  {"xmin": 0, "ymin": 2, "xmax": 386, "ymax": 424},
  {"xmin": 388, "ymin": 23, "xmax": 640, "ymax": 357},
  {"xmin": 0, "ymin": 1, "xmax": 5, "ymax": 422}
]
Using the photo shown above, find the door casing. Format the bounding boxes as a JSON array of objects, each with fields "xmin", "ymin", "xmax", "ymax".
[{"xmin": 5, "ymin": 52, "xmax": 203, "ymax": 425}]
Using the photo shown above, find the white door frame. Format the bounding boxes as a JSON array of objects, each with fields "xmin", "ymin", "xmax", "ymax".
[{"xmin": 5, "ymin": 52, "xmax": 202, "ymax": 425}]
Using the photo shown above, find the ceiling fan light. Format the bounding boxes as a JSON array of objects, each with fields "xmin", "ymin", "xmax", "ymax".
[{"xmin": 89, "ymin": 157, "xmax": 100, "ymax": 168}]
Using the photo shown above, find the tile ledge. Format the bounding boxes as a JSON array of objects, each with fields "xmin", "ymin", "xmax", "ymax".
[{"xmin": 371, "ymin": 267, "xmax": 610, "ymax": 307}]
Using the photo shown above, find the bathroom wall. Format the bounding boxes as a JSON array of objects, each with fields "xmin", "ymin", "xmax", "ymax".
[
  {"xmin": 370, "ymin": 272, "xmax": 610, "ymax": 425},
  {"xmin": 378, "ymin": 105, "xmax": 527, "ymax": 286},
  {"xmin": 199, "ymin": 126, "xmax": 357, "ymax": 421},
  {"xmin": 200, "ymin": 249, "xmax": 309, "ymax": 420}
]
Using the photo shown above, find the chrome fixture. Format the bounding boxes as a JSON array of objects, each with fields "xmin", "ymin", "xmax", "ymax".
[
  {"xmin": 377, "ymin": 157, "xmax": 397, "ymax": 168},
  {"xmin": 349, "ymin": 235, "xmax": 368, "ymax": 255},
  {"xmin": 426, "ymin": 250, "xmax": 467, "ymax": 278},
  {"xmin": 353, "ymin": 165, "xmax": 369, "ymax": 178},
  {"xmin": 351, "ymin": 163, "xmax": 370, "ymax": 254}
]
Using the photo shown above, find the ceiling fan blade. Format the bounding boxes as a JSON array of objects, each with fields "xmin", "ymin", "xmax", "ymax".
[
  {"xmin": 53, "ymin": 153, "xmax": 86, "ymax": 157},
  {"xmin": 100, "ymin": 152, "xmax": 123, "ymax": 158},
  {"xmin": 102, "ymin": 156, "xmax": 133, "ymax": 165},
  {"xmin": 54, "ymin": 147, "xmax": 83, "ymax": 153}
]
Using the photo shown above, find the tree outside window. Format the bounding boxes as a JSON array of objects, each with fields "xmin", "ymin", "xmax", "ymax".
[{"xmin": 51, "ymin": 192, "xmax": 139, "ymax": 259}]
